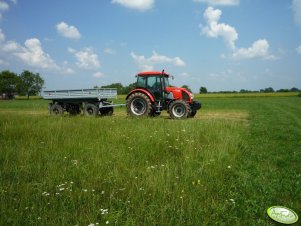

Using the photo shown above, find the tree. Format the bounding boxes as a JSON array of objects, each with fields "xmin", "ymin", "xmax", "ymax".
[
  {"xmin": 181, "ymin": 85, "xmax": 192, "ymax": 93},
  {"xmin": 199, "ymin": 86, "xmax": 208, "ymax": 94},
  {"xmin": 101, "ymin": 83, "xmax": 124, "ymax": 94},
  {"xmin": 260, "ymin": 87, "xmax": 274, "ymax": 93},
  {"xmin": 0, "ymin": 70, "xmax": 19, "ymax": 99},
  {"xmin": 18, "ymin": 70, "xmax": 44, "ymax": 99}
]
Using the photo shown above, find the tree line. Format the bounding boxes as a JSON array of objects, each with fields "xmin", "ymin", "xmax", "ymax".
[
  {"xmin": 0, "ymin": 70, "xmax": 44, "ymax": 99},
  {"xmin": 99, "ymin": 83, "xmax": 300, "ymax": 94},
  {"xmin": 1, "ymin": 69, "xmax": 299, "ymax": 99}
]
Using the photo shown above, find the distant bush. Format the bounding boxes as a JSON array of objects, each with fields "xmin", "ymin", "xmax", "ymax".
[{"xmin": 298, "ymin": 93, "xmax": 301, "ymax": 97}]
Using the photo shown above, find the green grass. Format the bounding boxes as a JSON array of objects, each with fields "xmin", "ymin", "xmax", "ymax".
[{"xmin": 0, "ymin": 95, "xmax": 300, "ymax": 225}]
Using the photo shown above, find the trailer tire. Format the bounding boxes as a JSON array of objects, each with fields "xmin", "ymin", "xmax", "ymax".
[
  {"xmin": 169, "ymin": 100, "xmax": 191, "ymax": 119},
  {"xmin": 100, "ymin": 107, "xmax": 113, "ymax": 116},
  {"xmin": 68, "ymin": 104, "xmax": 81, "ymax": 116},
  {"xmin": 84, "ymin": 103, "xmax": 98, "ymax": 117},
  {"xmin": 126, "ymin": 92, "xmax": 152, "ymax": 117},
  {"xmin": 50, "ymin": 104, "xmax": 64, "ymax": 116}
]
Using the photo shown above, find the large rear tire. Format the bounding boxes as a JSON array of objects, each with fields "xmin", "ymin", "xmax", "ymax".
[
  {"xmin": 126, "ymin": 92, "xmax": 152, "ymax": 117},
  {"xmin": 169, "ymin": 100, "xmax": 191, "ymax": 119},
  {"xmin": 84, "ymin": 103, "xmax": 98, "ymax": 117},
  {"xmin": 50, "ymin": 104, "xmax": 64, "ymax": 116}
]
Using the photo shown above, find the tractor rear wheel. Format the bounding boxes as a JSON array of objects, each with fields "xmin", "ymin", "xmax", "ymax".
[
  {"xmin": 84, "ymin": 103, "xmax": 98, "ymax": 117},
  {"xmin": 169, "ymin": 100, "xmax": 191, "ymax": 119},
  {"xmin": 50, "ymin": 104, "xmax": 64, "ymax": 116},
  {"xmin": 127, "ymin": 92, "xmax": 152, "ymax": 117}
]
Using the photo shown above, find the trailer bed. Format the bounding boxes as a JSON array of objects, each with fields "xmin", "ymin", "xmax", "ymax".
[{"xmin": 43, "ymin": 88, "xmax": 117, "ymax": 100}]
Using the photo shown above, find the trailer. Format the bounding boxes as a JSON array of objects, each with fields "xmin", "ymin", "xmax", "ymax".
[{"xmin": 43, "ymin": 88, "xmax": 125, "ymax": 116}]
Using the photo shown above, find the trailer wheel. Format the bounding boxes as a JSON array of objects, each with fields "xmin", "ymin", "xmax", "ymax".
[
  {"xmin": 50, "ymin": 104, "xmax": 64, "ymax": 116},
  {"xmin": 126, "ymin": 92, "xmax": 152, "ymax": 117},
  {"xmin": 69, "ymin": 104, "xmax": 81, "ymax": 116},
  {"xmin": 84, "ymin": 103, "xmax": 98, "ymax": 117},
  {"xmin": 169, "ymin": 100, "xmax": 191, "ymax": 119},
  {"xmin": 100, "ymin": 107, "xmax": 113, "ymax": 116}
]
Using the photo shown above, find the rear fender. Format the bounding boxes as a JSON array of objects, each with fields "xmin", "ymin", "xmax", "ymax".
[{"xmin": 126, "ymin": 89, "xmax": 155, "ymax": 103}]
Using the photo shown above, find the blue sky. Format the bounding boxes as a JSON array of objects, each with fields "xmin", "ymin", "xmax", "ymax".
[{"xmin": 0, "ymin": 0, "xmax": 300, "ymax": 92}]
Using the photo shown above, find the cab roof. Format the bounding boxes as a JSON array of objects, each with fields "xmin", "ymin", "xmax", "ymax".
[{"xmin": 137, "ymin": 71, "xmax": 170, "ymax": 77}]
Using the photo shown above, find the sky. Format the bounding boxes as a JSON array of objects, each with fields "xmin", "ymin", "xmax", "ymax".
[{"xmin": 0, "ymin": 0, "xmax": 301, "ymax": 92}]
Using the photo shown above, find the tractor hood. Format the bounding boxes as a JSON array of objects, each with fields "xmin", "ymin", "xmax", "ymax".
[{"xmin": 165, "ymin": 86, "xmax": 194, "ymax": 101}]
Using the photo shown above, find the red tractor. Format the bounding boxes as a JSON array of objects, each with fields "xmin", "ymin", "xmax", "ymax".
[{"xmin": 126, "ymin": 71, "xmax": 201, "ymax": 119}]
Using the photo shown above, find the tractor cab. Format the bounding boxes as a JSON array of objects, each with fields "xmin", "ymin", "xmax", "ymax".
[{"xmin": 135, "ymin": 71, "xmax": 170, "ymax": 101}]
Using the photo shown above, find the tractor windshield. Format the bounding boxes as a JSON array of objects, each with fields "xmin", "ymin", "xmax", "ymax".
[{"xmin": 164, "ymin": 76, "xmax": 170, "ymax": 87}]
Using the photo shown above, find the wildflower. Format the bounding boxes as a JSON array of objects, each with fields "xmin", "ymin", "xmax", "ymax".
[
  {"xmin": 197, "ymin": 180, "xmax": 201, "ymax": 185},
  {"xmin": 83, "ymin": 189, "xmax": 88, "ymax": 192},
  {"xmin": 71, "ymin": 160, "xmax": 78, "ymax": 165},
  {"xmin": 227, "ymin": 165, "xmax": 231, "ymax": 169},
  {"xmin": 106, "ymin": 221, "xmax": 109, "ymax": 224},
  {"xmin": 192, "ymin": 181, "xmax": 195, "ymax": 185},
  {"xmin": 101, "ymin": 191, "xmax": 105, "ymax": 194}
]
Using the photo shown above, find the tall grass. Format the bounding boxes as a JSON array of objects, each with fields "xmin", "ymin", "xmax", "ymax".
[{"xmin": 0, "ymin": 96, "xmax": 300, "ymax": 225}]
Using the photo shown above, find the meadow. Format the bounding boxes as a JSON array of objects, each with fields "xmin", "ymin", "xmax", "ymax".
[{"xmin": 0, "ymin": 93, "xmax": 300, "ymax": 225}]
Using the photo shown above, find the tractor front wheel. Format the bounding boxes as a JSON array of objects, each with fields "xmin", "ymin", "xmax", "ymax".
[
  {"xmin": 169, "ymin": 100, "xmax": 191, "ymax": 119},
  {"xmin": 127, "ymin": 92, "xmax": 152, "ymax": 117}
]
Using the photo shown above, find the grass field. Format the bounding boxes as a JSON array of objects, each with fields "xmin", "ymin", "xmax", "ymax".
[{"xmin": 0, "ymin": 94, "xmax": 300, "ymax": 225}]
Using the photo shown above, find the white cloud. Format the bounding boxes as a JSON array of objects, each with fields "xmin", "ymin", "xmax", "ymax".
[
  {"xmin": 10, "ymin": 0, "xmax": 17, "ymax": 4},
  {"xmin": 232, "ymin": 39, "xmax": 275, "ymax": 60},
  {"xmin": 0, "ymin": 28, "xmax": 5, "ymax": 43},
  {"xmin": 201, "ymin": 6, "xmax": 238, "ymax": 49},
  {"xmin": 193, "ymin": 0, "xmax": 239, "ymax": 6},
  {"xmin": 12, "ymin": 38, "xmax": 59, "ymax": 69},
  {"xmin": 293, "ymin": 0, "xmax": 301, "ymax": 27},
  {"xmin": 56, "ymin": 22, "xmax": 81, "ymax": 39},
  {"xmin": 69, "ymin": 47, "xmax": 100, "ymax": 69},
  {"xmin": 131, "ymin": 51, "xmax": 186, "ymax": 70},
  {"xmin": 104, "ymin": 48, "xmax": 116, "ymax": 55},
  {"xmin": 200, "ymin": 7, "xmax": 275, "ymax": 60},
  {"xmin": 0, "ymin": 1, "xmax": 9, "ymax": 11},
  {"xmin": 0, "ymin": 32, "xmax": 74, "ymax": 74},
  {"xmin": 0, "ymin": 1, "xmax": 9, "ymax": 19},
  {"xmin": 111, "ymin": 0, "xmax": 154, "ymax": 11},
  {"xmin": 297, "ymin": 45, "xmax": 301, "ymax": 54},
  {"xmin": 93, "ymin": 72, "xmax": 104, "ymax": 78},
  {"xmin": 2, "ymin": 40, "xmax": 20, "ymax": 52}
]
